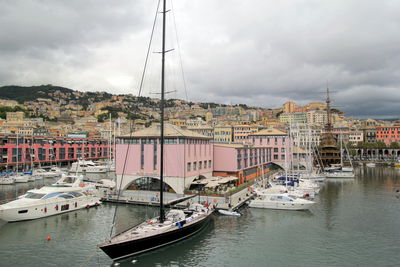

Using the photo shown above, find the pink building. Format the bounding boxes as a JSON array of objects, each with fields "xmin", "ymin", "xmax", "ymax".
[
  {"xmin": 0, "ymin": 134, "xmax": 111, "ymax": 170},
  {"xmin": 116, "ymin": 124, "xmax": 213, "ymax": 194},
  {"xmin": 248, "ymin": 128, "xmax": 288, "ymax": 164},
  {"xmin": 213, "ymin": 143, "xmax": 272, "ymax": 184}
]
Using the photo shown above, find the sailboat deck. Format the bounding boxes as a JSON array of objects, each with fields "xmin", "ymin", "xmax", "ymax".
[{"xmin": 108, "ymin": 211, "xmax": 209, "ymax": 244}]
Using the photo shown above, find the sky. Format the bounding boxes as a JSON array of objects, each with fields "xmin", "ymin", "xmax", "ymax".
[{"xmin": 1, "ymin": 0, "xmax": 400, "ymax": 119}]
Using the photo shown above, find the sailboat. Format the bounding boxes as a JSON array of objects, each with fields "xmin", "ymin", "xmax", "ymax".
[
  {"xmin": 98, "ymin": 1, "xmax": 213, "ymax": 260},
  {"xmin": 326, "ymin": 134, "xmax": 355, "ymax": 178}
]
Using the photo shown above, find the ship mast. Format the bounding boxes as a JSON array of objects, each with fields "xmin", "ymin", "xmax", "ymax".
[
  {"xmin": 325, "ymin": 87, "xmax": 332, "ymax": 132},
  {"xmin": 159, "ymin": 0, "xmax": 166, "ymax": 223}
]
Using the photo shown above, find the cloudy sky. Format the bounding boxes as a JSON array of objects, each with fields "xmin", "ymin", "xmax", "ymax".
[{"xmin": 1, "ymin": 0, "xmax": 400, "ymax": 119}]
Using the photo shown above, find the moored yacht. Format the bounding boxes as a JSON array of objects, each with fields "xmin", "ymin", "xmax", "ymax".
[
  {"xmin": 325, "ymin": 170, "xmax": 355, "ymax": 178},
  {"xmin": 249, "ymin": 193, "xmax": 315, "ymax": 210},
  {"xmin": 69, "ymin": 160, "xmax": 109, "ymax": 174},
  {"xmin": 33, "ymin": 167, "xmax": 63, "ymax": 178},
  {"xmin": 0, "ymin": 176, "xmax": 15, "ymax": 185},
  {"xmin": 13, "ymin": 173, "xmax": 30, "ymax": 183},
  {"xmin": 0, "ymin": 174, "xmax": 101, "ymax": 222}
]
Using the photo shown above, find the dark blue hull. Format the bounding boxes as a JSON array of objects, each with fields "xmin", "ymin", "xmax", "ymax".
[{"xmin": 99, "ymin": 214, "xmax": 212, "ymax": 260}]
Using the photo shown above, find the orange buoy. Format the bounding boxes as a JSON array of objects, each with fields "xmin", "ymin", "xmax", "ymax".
[{"xmin": 46, "ymin": 236, "xmax": 51, "ymax": 241}]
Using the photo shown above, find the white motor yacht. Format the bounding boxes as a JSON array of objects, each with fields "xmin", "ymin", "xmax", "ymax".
[
  {"xmin": 0, "ymin": 174, "xmax": 101, "ymax": 222},
  {"xmin": 69, "ymin": 160, "xmax": 108, "ymax": 174},
  {"xmin": 0, "ymin": 176, "xmax": 15, "ymax": 185},
  {"xmin": 326, "ymin": 171, "xmax": 355, "ymax": 178},
  {"xmin": 33, "ymin": 167, "xmax": 63, "ymax": 179},
  {"xmin": 255, "ymin": 183, "xmax": 316, "ymax": 199},
  {"xmin": 341, "ymin": 167, "xmax": 354, "ymax": 172},
  {"xmin": 249, "ymin": 193, "xmax": 315, "ymax": 210},
  {"xmin": 13, "ymin": 173, "xmax": 29, "ymax": 183}
]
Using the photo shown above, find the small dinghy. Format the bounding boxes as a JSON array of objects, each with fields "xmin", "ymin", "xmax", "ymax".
[{"xmin": 218, "ymin": 209, "xmax": 241, "ymax": 217}]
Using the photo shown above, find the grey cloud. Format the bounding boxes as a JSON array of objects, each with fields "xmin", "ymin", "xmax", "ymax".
[{"xmin": 1, "ymin": 0, "xmax": 400, "ymax": 119}]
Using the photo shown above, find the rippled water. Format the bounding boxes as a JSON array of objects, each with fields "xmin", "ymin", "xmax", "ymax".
[{"xmin": 1, "ymin": 167, "xmax": 400, "ymax": 267}]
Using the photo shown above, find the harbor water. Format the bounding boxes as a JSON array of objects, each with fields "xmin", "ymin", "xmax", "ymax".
[{"xmin": 1, "ymin": 166, "xmax": 400, "ymax": 267}]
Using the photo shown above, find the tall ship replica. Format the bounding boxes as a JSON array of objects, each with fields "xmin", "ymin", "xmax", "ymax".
[{"xmin": 315, "ymin": 88, "xmax": 341, "ymax": 169}]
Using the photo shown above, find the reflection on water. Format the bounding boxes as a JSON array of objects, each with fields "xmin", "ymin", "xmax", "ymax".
[
  {"xmin": 1, "ymin": 167, "xmax": 400, "ymax": 267},
  {"xmin": 0, "ymin": 178, "xmax": 56, "ymax": 204}
]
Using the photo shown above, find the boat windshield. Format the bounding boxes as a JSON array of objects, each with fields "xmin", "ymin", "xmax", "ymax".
[
  {"xmin": 42, "ymin": 192, "xmax": 63, "ymax": 199},
  {"xmin": 24, "ymin": 192, "xmax": 46, "ymax": 199},
  {"xmin": 270, "ymin": 195, "xmax": 293, "ymax": 202}
]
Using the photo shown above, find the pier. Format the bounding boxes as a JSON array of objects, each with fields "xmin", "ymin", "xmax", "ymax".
[{"xmin": 102, "ymin": 186, "xmax": 256, "ymax": 211}]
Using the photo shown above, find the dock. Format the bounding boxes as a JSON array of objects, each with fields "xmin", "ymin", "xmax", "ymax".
[{"xmin": 102, "ymin": 186, "xmax": 256, "ymax": 211}]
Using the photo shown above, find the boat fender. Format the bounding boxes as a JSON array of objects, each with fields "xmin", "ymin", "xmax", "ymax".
[
  {"xmin": 75, "ymin": 202, "xmax": 78, "ymax": 208},
  {"xmin": 44, "ymin": 207, "xmax": 47, "ymax": 213},
  {"xmin": 55, "ymin": 205, "xmax": 59, "ymax": 211}
]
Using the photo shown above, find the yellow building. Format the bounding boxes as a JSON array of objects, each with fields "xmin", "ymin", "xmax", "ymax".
[
  {"xmin": 305, "ymin": 102, "xmax": 326, "ymax": 110},
  {"xmin": 283, "ymin": 101, "xmax": 297, "ymax": 113},
  {"xmin": 233, "ymin": 124, "xmax": 259, "ymax": 143},
  {"xmin": 205, "ymin": 112, "xmax": 213, "ymax": 122},
  {"xmin": 0, "ymin": 99, "xmax": 18, "ymax": 107},
  {"xmin": 6, "ymin": 111, "xmax": 24, "ymax": 122},
  {"xmin": 214, "ymin": 125, "xmax": 233, "ymax": 143},
  {"xmin": 168, "ymin": 119, "xmax": 186, "ymax": 127}
]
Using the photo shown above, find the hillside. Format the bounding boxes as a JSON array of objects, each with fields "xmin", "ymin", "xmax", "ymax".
[{"xmin": 0, "ymin": 84, "xmax": 73, "ymax": 103}]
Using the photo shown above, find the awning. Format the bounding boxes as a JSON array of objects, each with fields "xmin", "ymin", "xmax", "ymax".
[
  {"xmin": 217, "ymin": 176, "xmax": 238, "ymax": 184},
  {"xmin": 204, "ymin": 180, "xmax": 220, "ymax": 188}
]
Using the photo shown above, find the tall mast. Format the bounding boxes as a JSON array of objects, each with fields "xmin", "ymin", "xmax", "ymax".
[
  {"xmin": 109, "ymin": 113, "xmax": 112, "ymax": 164},
  {"xmin": 159, "ymin": 0, "xmax": 167, "ymax": 223},
  {"xmin": 325, "ymin": 87, "xmax": 332, "ymax": 132},
  {"xmin": 16, "ymin": 132, "xmax": 19, "ymax": 173}
]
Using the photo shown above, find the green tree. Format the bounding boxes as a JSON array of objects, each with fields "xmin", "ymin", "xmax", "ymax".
[
  {"xmin": 389, "ymin": 142, "xmax": 400, "ymax": 149},
  {"xmin": 375, "ymin": 141, "xmax": 387, "ymax": 149}
]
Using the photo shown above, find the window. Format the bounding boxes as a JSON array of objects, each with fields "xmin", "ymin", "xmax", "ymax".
[
  {"xmin": 208, "ymin": 160, "xmax": 212, "ymax": 168},
  {"xmin": 193, "ymin": 162, "xmax": 197, "ymax": 170},
  {"xmin": 140, "ymin": 143, "xmax": 145, "ymax": 169},
  {"xmin": 187, "ymin": 162, "xmax": 191, "ymax": 172},
  {"xmin": 58, "ymin": 194, "xmax": 74, "ymax": 199},
  {"xmin": 199, "ymin": 161, "xmax": 202, "ymax": 169},
  {"xmin": 25, "ymin": 192, "xmax": 45, "ymax": 199},
  {"xmin": 43, "ymin": 192, "xmax": 63, "ymax": 199},
  {"xmin": 274, "ymin": 148, "xmax": 279, "ymax": 153},
  {"xmin": 274, "ymin": 155, "xmax": 278, "ymax": 160},
  {"xmin": 69, "ymin": 192, "xmax": 82, "ymax": 197},
  {"xmin": 153, "ymin": 143, "xmax": 157, "ymax": 170}
]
